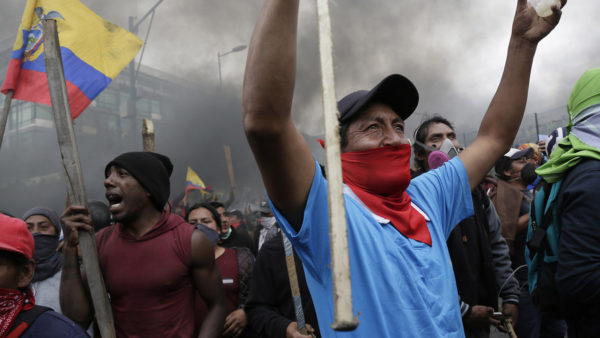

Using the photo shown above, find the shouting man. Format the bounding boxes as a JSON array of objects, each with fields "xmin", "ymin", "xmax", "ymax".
[
  {"xmin": 60, "ymin": 152, "xmax": 226, "ymax": 337},
  {"xmin": 242, "ymin": 0, "xmax": 565, "ymax": 337}
]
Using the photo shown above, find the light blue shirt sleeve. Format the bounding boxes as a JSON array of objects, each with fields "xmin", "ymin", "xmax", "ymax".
[
  {"xmin": 268, "ymin": 159, "xmax": 331, "ymax": 282},
  {"xmin": 407, "ymin": 157, "xmax": 474, "ymax": 239}
]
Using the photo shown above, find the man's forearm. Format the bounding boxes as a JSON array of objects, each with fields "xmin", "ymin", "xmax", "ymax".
[
  {"xmin": 478, "ymin": 36, "xmax": 537, "ymax": 154},
  {"xmin": 461, "ymin": 37, "xmax": 538, "ymax": 188},
  {"xmin": 198, "ymin": 296, "xmax": 227, "ymax": 338},
  {"xmin": 243, "ymin": 0, "xmax": 299, "ymax": 131},
  {"xmin": 59, "ymin": 245, "xmax": 93, "ymax": 328}
]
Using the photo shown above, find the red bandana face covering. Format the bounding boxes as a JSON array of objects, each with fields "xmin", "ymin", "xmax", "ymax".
[
  {"xmin": 341, "ymin": 144, "xmax": 431, "ymax": 246},
  {"xmin": 0, "ymin": 288, "xmax": 35, "ymax": 337}
]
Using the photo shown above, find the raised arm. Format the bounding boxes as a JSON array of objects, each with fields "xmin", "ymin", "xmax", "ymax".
[
  {"xmin": 191, "ymin": 231, "xmax": 227, "ymax": 338},
  {"xmin": 459, "ymin": 0, "xmax": 565, "ymax": 189},
  {"xmin": 243, "ymin": 0, "xmax": 315, "ymax": 229}
]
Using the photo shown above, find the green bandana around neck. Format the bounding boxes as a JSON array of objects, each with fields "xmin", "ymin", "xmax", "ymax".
[{"xmin": 536, "ymin": 68, "xmax": 600, "ymax": 183}]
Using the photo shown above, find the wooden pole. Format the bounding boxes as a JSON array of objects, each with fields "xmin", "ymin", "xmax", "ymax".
[
  {"xmin": 505, "ymin": 318, "xmax": 518, "ymax": 338},
  {"xmin": 0, "ymin": 90, "xmax": 14, "ymax": 150},
  {"xmin": 315, "ymin": 0, "xmax": 358, "ymax": 331},
  {"xmin": 282, "ymin": 233, "xmax": 309, "ymax": 335},
  {"xmin": 41, "ymin": 19, "xmax": 116, "ymax": 338},
  {"xmin": 142, "ymin": 118, "xmax": 155, "ymax": 152},
  {"xmin": 223, "ymin": 144, "xmax": 236, "ymax": 199}
]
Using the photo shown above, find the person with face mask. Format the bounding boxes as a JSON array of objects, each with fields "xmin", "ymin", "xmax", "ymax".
[
  {"xmin": 493, "ymin": 148, "xmax": 567, "ymax": 337},
  {"xmin": 0, "ymin": 214, "xmax": 89, "ymax": 337},
  {"xmin": 210, "ymin": 201, "xmax": 257, "ymax": 255},
  {"xmin": 413, "ymin": 118, "xmax": 520, "ymax": 337},
  {"xmin": 254, "ymin": 202, "xmax": 280, "ymax": 252},
  {"xmin": 22, "ymin": 207, "xmax": 63, "ymax": 315},
  {"xmin": 187, "ymin": 203, "xmax": 257, "ymax": 338}
]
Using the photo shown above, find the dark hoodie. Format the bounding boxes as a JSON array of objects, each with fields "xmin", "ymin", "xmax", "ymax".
[{"xmin": 96, "ymin": 211, "xmax": 195, "ymax": 337}]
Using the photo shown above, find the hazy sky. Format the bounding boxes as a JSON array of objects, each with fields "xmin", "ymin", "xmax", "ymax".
[
  {"xmin": 3, "ymin": 0, "xmax": 597, "ymax": 136},
  {"xmin": 1, "ymin": 0, "xmax": 598, "ymax": 213}
]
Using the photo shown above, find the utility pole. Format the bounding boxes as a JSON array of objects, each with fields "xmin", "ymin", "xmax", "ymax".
[
  {"xmin": 126, "ymin": 0, "xmax": 164, "ymax": 147},
  {"xmin": 534, "ymin": 112, "xmax": 540, "ymax": 140},
  {"xmin": 217, "ymin": 45, "xmax": 247, "ymax": 88}
]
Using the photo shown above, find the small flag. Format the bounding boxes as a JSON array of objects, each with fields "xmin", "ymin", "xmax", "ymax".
[
  {"xmin": 185, "ymin": 166, "xmax": 206, "ymax": 193},
  {"xmin": 1, "ymin": 0, "xmax": 142, "ymax": 119}
]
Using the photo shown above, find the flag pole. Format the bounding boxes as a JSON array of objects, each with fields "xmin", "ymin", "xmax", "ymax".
[
  {"xmin": 142, "ymin": 118, "xmax": 155, "ymax": 152},
  {"xmin": 315, "ymin": 0, "xmax": 359, "ymax": 331},
  {"xmin": 41, "ymin": 19, "xmax": 116, "ymax": 338},
  {"xmin": 0, "ymin": 90, "xmax": 14, "ymax": 150}
]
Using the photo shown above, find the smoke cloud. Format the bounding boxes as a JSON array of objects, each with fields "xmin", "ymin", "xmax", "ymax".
[{"xmin": 0, "ymin": 0, "xmax": 598, "ymax": 215}]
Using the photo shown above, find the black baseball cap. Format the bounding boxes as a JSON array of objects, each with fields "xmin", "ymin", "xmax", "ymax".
[{"xmin": 337, "ymin": 74, "xmax": 419, "ymax": 123}]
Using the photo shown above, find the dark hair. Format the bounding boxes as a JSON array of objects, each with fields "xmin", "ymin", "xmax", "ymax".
[
  {"xmin": 494, "ymin": 157, "xmax": 512, "ymax": 181},
  {"xmin": 412, "ymin": 115, "xmax": 454, "ymax": 170},
  {"xmin": 208, "ymin": 201, "xmax": 225, "ymax": 210},
  {"xmin": 186, "ymin": 203, "xmax": 222, "ymax": 229},
  {"xmin": 228, "ymin": 209, "xmax": 244, "ymax": 221}
]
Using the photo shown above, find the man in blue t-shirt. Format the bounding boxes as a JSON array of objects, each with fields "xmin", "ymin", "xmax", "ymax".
[{"xmin": 242, "ymin": 0, "xmax": 565, "ymax": 337}]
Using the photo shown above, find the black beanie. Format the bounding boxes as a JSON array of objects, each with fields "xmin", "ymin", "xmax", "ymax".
[{"xmin": 105, "ymin": 152, "xmax": 173, "ymax": 211}]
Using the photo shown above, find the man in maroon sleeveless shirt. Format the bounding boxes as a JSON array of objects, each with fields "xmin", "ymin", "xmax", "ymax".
[{"xmin": 60, "ymin": 152, "xmax": 226, "ymax": 337}]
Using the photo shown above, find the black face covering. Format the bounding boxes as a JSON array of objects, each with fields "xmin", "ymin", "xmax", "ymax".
[
  {"xmin": 195, "ymin": 224, "xmax": 220, "ymax": 246},
  {"xmin": 32, "ymin": 234, "xmax": 62, "ymax": 282},
  {"xmin": 520, "ymin": 163, "xmax": 538, "ymax": 186}
]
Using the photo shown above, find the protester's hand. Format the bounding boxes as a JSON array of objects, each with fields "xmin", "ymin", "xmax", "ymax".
[
  {"xmin": 538, "ymin": 139, "xmax": 547, "ymax": 155},
  {"xmin": 286, "ymin": 322, "xmax": 314, "ymax": 338},
  {"xmin": 500, "ymin": 303, "xmax": 519, "ymax": 331},
  {"xmin": 223, "ymin": 309, "xmax": 247, "ymax": 338},
  {"xmin": 464, "ymin": 306, "xmax": 500, "ymax": 329},
  {"xmin": 512, "ymin": 0, "xmax": 566, "ymax": 45},
  {"xmin": 60, "ymin": 205, "xmax": 93, "ymax": 249}
]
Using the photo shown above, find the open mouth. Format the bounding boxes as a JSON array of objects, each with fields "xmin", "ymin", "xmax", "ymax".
[{"xmin": 106, "ymin": 193, "xmax": 123, "ymax": 212}]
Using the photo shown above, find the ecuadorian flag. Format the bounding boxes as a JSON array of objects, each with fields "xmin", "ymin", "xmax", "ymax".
[
  {"xmin": 1, "ymin": 0, "xmax": 142, "ymax": 119},
  {"xmin": 185, "ymin": 166, "xmax": 206, "ymax": 193}
]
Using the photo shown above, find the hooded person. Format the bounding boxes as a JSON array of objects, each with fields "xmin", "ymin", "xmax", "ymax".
[
  {"xmin": 60, "ymin": 151, "xmax": 227, "ymax": 336},
  {"xmin": 22, "ymin": 207, "xmax": 63, "ymax": 314},
  {"xmin": 0, "ymin": 213, "xmax": 88, "ymax": 337},
  {"xmin": 535, "ymin": 68, "xmax": 600, "ymax": 337}
]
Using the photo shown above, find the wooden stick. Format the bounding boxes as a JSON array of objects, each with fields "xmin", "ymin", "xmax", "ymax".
[
  {"xmin": 282, "ymin": 233, "xmax": 309, "ymax": 335},
  {"xmin": 0, "ymin": 90, "xmax": 14, "ymax": 150},
  {"xmin": 505, "ymin": 318, "xmax": 518, "ymax": 338},
  {"xmin": 223, "ymin": 144, "xmax": 236, "ymax": 199},
  {"xmin": 42, "ymin": 19, "xmax": 116, "ymax": 338},
  {"xmin": 315, "ymin": 0, "xmax": 358, "ymax": 331},
  {"xmin": 142, "ymin": 118, "xmax": 155, "ymax": 152}
]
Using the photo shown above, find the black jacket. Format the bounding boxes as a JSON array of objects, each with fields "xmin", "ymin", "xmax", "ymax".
[
  {"xmin": 556, "ymin": 159, "xmax": 600, "ymax": 335},
  {"xmin": 246, "ymin": 232, "xmax": 320, "ymax": 337}
]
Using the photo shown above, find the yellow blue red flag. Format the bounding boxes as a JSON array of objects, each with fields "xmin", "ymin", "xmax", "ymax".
[
  {"xmin": 1, "ymin": 0, "xmax": 142, "ymax": 119},
  {"xmin": 186, "ymin": 166, "xmax": 206, "ymax": 193}
]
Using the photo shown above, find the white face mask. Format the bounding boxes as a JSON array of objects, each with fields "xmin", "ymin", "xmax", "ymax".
[
  {"xmin": 260, "ymin": 216, "xmax": 277, "ymax": 229},
  {"xmin": 438, "ymin": 138, "xmax": 459, "ymax": 159}
]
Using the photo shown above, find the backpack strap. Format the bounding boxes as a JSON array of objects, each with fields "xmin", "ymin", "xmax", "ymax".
[
  {"xmin": 6, "ymin": 305, "xmax": 52, "ymax": 338},
  {"xmin": 528, "ymin": 181, "xmax": 550, "ymax": 259},
  {"xmin": 527, "ymin": 180, "xmax": 564, "ymax": 260}
]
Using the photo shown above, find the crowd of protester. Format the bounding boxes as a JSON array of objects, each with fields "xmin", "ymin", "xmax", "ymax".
[{"xmin": 3, "ymin": 0, "xmax": 600, "ymax": 337}]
